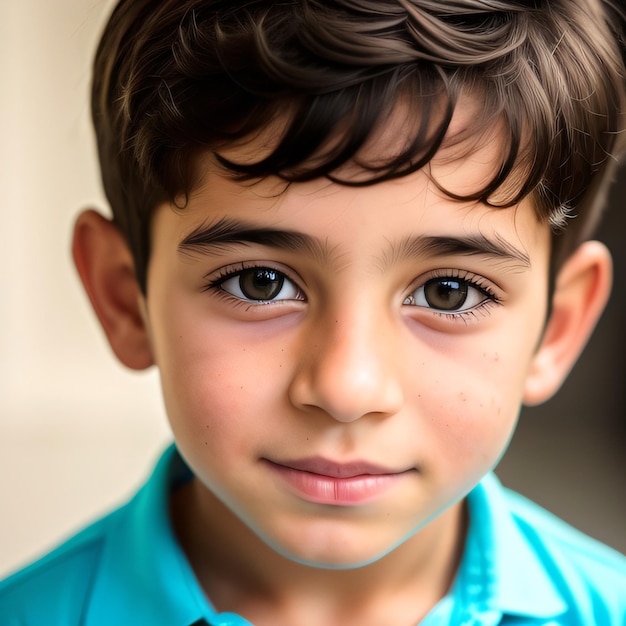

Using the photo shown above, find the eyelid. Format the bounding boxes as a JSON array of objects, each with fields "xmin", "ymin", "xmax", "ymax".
[
  {"xmin": 204, "ymin": 261, "xmax": 306, "ymax": 303},
  {"xmin": 407, "ymin": 268, "xmax": 501, "ymax": 298},
  {"xmin": 403, "ymin": 268, "xmax": 502, "ymax": 319}
]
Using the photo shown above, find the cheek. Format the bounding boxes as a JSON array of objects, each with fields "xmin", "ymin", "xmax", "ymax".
[
  {"xmin": 160, "ymin": 338, "xmax": 259, "ymax": 433},
  {"xmin": 411, "ymin": 340, "xmax": 533, "ymax": 474},
  {"xmin": 156, "ymin": 339, "xmax": 269, "ymax": 501},
  {"xmin": 153, "ymin": 307, "xmax": 293, "ymax": 462}
]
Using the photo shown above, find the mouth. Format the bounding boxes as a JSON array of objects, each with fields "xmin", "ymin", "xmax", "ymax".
[{"xmin": 264, "ymin": 457, "xmax": 415, "ymax": 506}]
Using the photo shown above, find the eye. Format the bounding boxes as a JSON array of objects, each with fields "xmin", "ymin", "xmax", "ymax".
[
  {"xmin": 216, "ymin": 267, "xmax": 303, "ymax": 303},
  {"xmin": 403, "ymin": 275, "xmax": 495, "ymax": 313}
]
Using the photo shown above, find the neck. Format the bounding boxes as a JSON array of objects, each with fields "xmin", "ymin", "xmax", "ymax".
[{"xmin": 171, "ymin": 478, "xmax": 467, "ymax": 626}]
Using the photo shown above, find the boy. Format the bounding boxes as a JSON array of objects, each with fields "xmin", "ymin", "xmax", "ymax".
[{"xmin": 2, "ymin": 0, "xmax": 625, "ymax": 624}]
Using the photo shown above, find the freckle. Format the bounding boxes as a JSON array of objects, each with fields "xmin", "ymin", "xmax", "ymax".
[{"xmin": 204, "ymin": 441, "xmax": 208, "ymax": 446}]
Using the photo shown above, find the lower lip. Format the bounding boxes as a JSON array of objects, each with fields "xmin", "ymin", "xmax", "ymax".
[{"xmin": 266, "ymin": 462, "xmax": 407, "ymax": 506}]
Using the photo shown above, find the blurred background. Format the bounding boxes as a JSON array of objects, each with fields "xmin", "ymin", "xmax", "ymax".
[{"xmin": 1, "ymin": 0, "xmax": 624, "ymax": 578}]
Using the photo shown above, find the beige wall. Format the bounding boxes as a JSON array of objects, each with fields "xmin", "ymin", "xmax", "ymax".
[{"xmin": 0, "ymin": 1, "xmax": 170, "ymax": 577}]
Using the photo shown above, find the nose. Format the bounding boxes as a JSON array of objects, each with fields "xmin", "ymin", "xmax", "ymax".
[{"xmin": 288, "ymin": 306, "xmax": 404, "ymax": 422}]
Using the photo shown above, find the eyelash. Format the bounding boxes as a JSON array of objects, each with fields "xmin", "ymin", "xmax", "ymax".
[
  {"xmin": 403, "ymin": 269, "xmax": 501, "ymax": 322},
  {"xmin": 204, "ymin": 262, "xmax": 305, "ymax": 305},
  {"xmin": 204, "ymin": 264, "xmax": 502, "ymax": 321}
]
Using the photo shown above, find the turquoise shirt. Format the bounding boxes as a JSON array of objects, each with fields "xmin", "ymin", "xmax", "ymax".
[{"xmin": 1, "ymin": 445, "xmax": 624, "ymax": 625}]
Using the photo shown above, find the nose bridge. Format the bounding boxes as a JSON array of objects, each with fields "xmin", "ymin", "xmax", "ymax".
[{"xmin": 291, "ymin": 296, "xmax": 404, "ymax": 422}]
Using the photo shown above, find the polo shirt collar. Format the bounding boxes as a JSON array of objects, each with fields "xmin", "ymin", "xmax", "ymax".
[
  {"xmin": 454, "ymin": 472, "xmax": 568, "ymax": 622},
  {"xmin": 83, "ymin": 445, "xmax": 249, "ymax": 626}
]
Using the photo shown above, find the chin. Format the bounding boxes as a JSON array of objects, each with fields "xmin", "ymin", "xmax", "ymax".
[
  {"xmin": 283, "ymin": 549, "xmax": 390, "ymax": 570},
  {"xmin": 264, "ymin": 531, "xmax": 403, "ymax": 571}
]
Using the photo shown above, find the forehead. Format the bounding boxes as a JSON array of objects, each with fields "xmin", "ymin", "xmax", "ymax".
[
  {"xmin": 152, "ymin": 98, "xmax": 549, "ymax": 270},
  {"xmin": 155, "ymin": 170, "xmax": 548, "ymax": 281}
]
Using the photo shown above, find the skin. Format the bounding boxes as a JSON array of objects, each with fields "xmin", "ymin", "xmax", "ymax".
[
  {"xmin": 145, "ymin": 157, "xmax": 550, "ymax": 623},
  {"xmin": 73, "ymin": 112, "xmax": 612, "ymax": 625}
]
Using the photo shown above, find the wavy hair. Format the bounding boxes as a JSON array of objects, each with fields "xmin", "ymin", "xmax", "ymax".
[{"xmin": 92, "ymin": 0, "xmax": 626, "ymax": 291}]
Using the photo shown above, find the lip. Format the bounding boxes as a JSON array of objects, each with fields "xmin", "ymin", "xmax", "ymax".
[
  {"xmin": 272, "ymin": 457, "xmax": 398, "ymax": 478},
  {"xmin": 264, "ymin": 457, "xmax": 413, "ymax": 506}
]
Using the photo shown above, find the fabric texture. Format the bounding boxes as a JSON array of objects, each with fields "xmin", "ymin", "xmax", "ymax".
[{"xmin": 1, "ymin": 445, "xmax": 624, "ymax": 625}]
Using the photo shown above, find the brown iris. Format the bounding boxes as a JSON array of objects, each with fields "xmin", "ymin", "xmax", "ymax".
[
  {"xmin": 238, "ymin": 268, "xmax": 285, "ymax": 300},
  {"xmin": 423, "ymin": 279, "xmax": 468, "ymax": 311}
]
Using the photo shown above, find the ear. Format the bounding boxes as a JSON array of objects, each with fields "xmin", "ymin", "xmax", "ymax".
[
  {"xmin": 72, "ymin": 209, "xmax": 154, "ymax": 370},
  {"xmin": 523, "ymin": 241, "xmax": 612, "ymax": 405}
]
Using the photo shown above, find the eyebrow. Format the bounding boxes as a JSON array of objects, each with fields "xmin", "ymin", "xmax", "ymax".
[
  {"xmin": 178, "ymin": 216, "xmax": 531, "ymax": 268},
  {"xmin": 178, "ymin": 217, "xmax": 335, "ymax": 264},
  {"xmin": 387, "ymin": 232, "xmax": 531, "ymax": 268}
]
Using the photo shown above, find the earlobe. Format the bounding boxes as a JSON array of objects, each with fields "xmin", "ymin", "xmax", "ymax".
[
  {"xmin": 72, "ymin": 209, "xmax": 154, "ymax": 370},
  {"xmin": 523, "ymin": 241, "xmax": 612, "ymax": 406}
]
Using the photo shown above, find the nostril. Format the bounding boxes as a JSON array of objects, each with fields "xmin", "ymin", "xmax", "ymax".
[
  {"xmin": 287, "ymin": 314, "xmax": 404, "ymax": 421},
  {"xmin": 288, "ymin": 359, "xmax": 403, "ymax": 423}
]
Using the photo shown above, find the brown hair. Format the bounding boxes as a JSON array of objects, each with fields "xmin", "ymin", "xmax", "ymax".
[{"xmin": 92, "ymin": 0, "xmax": 626, "ymax": 292}]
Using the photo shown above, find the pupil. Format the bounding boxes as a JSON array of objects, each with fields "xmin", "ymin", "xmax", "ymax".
[
  {"xmin": 424, "ymin": 279, "xmax": 468, "ymax": 310},
  {"xmin": 240, "ymin": 269, "xmax": 283, "ymax": 300}
]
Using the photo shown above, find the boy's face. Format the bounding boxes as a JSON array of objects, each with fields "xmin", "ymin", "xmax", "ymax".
[{"xmin": 141, "ymin": 126, "xmax": 552, "ymax": 568}]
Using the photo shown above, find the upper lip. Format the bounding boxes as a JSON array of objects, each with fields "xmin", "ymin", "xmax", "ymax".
[{"xmin": 268, "ymin": 457, "xmax": 402, "ymax": 478}]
